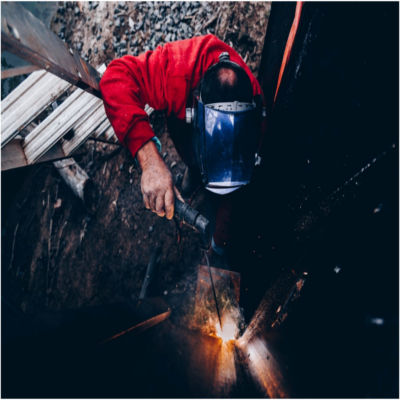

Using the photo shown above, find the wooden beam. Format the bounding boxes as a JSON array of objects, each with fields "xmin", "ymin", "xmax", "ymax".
[
  {"xmin": 1, "ymin": 138, "xmax": 68, "ymax": 171},
  {"xmin": 1, "ymin": 65, "xmax": 40, "ymax": 79},
  {"xmin": 53, "ymin": 159, "xmax": 92, "ymax": 202}
]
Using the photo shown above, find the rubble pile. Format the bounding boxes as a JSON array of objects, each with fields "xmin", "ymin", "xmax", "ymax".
[{"xmin": 51, "ymin": 1, "xmax": 270, "ymax": 74}]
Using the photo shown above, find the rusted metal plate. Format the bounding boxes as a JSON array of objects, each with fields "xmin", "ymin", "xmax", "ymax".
[
  {"xmin": 1, "ymin": 2, "xmax": 101, "ymax": 97},
  {"xmin": 196, "ymin": 265, "xmax": 241, "ymax": 305},
  {"xmin": 193, "ymin": 265, "xmax": 241, "ymax": 333}
]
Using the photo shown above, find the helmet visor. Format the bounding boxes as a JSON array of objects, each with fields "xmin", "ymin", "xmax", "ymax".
[{"xmin": 196, "ymin": 101, "xmax": 259, "ymax": 194}]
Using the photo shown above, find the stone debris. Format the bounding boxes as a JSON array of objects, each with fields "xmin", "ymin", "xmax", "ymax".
[{"xmin": 51, "ymin": 2, "xmax": 270, "ymax": 74}]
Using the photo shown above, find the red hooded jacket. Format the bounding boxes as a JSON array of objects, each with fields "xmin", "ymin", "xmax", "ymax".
[{"xmin": 100, "ymin": 34, "xmax": 262, "ymax": 158}]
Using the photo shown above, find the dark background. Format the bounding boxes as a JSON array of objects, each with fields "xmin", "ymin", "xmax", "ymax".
[{"xmin": 235, "ymin": 2, "xmax": 399, "ymax": 397}]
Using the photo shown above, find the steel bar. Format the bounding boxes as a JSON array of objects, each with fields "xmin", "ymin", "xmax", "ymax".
[
  {"xmin": 1, "ymin": 2, "xmax": 101, "ymax": 97},
  {"xmin": 204, "ymin": 251, "xmax": 223, "ymax": 330},
  {"xmin": 100, "ymin": 309, "xmax": 171, "ymax": 344},
  {"xmin": 139, "ymin": 247, "xmax": 161, "ymax": 300}
]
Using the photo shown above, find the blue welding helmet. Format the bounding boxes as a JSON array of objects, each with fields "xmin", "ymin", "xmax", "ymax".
[
  {"xmin": 188, "ymin": 98, "xmax": 260, "ymax": 195},
  {"xmin": 186, "ymin": 52, "xmax": 264, "ymax": 195}
]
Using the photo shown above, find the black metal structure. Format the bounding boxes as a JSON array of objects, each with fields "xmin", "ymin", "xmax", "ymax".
[{"xmin": 233, "ymin": 2, "xmax": 399, "ymax": 397}]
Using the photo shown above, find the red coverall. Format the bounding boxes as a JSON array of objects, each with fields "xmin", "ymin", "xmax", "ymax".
[
  {"xmin": 100, "ymin": 34, "xmax": 261, "ymax": 158},
  {"xmin": 100, "ymin": 34, "xmax": 262, "ymax": 255}
]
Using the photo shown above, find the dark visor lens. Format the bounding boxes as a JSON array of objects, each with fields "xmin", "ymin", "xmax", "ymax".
[{"xmin": 202, "ymin": 105, "xmax": 258, "ymax": 186}]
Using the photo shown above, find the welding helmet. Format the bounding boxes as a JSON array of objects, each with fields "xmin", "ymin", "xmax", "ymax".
[{"xmin": 186, "ymin": 52, "xmax": 262, "ymax": 195}]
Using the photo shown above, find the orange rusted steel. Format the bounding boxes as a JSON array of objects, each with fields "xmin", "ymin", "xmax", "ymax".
[{"xmin": 273, "ymin": 1, "xmax": 304, "ymax": 103}]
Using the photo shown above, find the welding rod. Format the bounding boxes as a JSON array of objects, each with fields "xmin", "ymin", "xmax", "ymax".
[{"xmin": 139, "ymin": 246, "xmax": 161, "ymax": 300}]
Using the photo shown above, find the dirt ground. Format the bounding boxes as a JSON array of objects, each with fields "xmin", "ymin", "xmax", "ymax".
[{"xmin": 2, "ymin": 2, "xmax": 271, "ymax": 314}]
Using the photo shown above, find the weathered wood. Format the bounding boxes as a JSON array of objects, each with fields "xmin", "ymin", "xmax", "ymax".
[
  {"xmin": 1, "ymin": 65, "xmax": 40, "ymax": 79},
  {"xmin": 104, "ymin": 125, "xmax": 118, "ymax": 142},
  {"xmin": 53, "ymin": 159, "xmax": 92, "ymax": 203},
  {"xmin": 1, "ymin": 138, "xmax": 68, "ymax": 171},
  {"xmin": 94, "ymin": 118, "xmax": 113, "ymax": 139},
  {"xmin": 1, "ymin": 138, "xmax": 27, "ymax": 170},
  {"xmin": 23, "ymin": 89, "xmax": 100, "ymax": 163},
  {"xmin": 1, "ymin": 2, "xmax": 101, "ymax": 97},
  {"xmin": 1, "ymin": 69, "xmax": 46, "ymax": 113},
  {"xmin": 1, "ymin": 70, "xmax": 72, "ymax": 147},
  {"xmin": 61, "ymin": 100, "xmax": 107, "ymax": 155}
]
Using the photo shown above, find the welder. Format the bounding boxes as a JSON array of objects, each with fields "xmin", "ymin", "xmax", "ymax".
[{"xmin": 100, "ymin": 34, "xmax": 264, "ymax": 265}]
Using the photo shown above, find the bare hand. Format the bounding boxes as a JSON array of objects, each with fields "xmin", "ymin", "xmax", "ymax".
[{"xmin": 137, "ymin": 140, "xmax": 183, "ymax": 219}]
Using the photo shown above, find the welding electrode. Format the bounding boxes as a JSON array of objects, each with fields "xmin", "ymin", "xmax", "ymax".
[
  {"xmin": 174, "ymin": 199, "xmax": 210, "ymax": 238},
  {"xmin": 174, "ymin": 200, "xmax": 221, "ymax": 328}
]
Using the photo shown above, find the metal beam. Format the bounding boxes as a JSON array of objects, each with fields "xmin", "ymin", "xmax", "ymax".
[{"xmin": 1, "ymin": 2, "xmax": 101, "ymax": 97}]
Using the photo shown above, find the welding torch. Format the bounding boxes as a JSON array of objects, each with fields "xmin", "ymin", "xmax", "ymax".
[
  {"xmin": 174, "ymin": 198, "xmax": 210, "ymax": 243},
  {"xmin": 175, "ymin": 199, "xmax": 222, "ymax": 330}
]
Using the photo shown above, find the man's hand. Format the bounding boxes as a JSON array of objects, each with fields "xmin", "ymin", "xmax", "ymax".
[{"xmin": 136, "ymin": 139, "xmax": 183, "ymax": 220}]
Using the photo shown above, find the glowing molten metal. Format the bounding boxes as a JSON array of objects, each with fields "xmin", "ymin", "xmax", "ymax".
[{"xmin": 215, "ymin": 315, "xmax": 237, "ymax": 343}]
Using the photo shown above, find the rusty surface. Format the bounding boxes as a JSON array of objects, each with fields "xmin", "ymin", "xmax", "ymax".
[
  {"xmin": 1, "ymin": 2, "xmax": 101, "ymax": 97},
  {"xmin": 193, "ymin": 265, "xmax": 241, "ymax": 336}
]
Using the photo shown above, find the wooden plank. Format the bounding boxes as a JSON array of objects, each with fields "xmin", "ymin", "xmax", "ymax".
[
  {"xmin": 94, "ymin": 118, "xmax": 113, "ymax": 139},
  {"xmin": 1, "ymin": 69, "xmax": 46, "ymax": 113},
  {"xmin": 104, "ymin": 125, "xmax": 118, "ymax": 141},
  {"xmin": 61, "ymin": 100, "xmax": 107, "ymax": 155},
  {"xmin": 60, "ymin": 64, "xmax": 108, "ymax": 154},
  {"xmin": 1, "ymin": 138, "xmax": 27, "ymax": 170},
  {"xmin": 1, "ymin": 2, "xmax": 101, "ymax": 97},
  {"xmin": 53, "ymin": 158, "xmax": 90, "ymax": 201},
  {"xmin": 1, "ymin": 71, "xmax": 72, "ymax": 147},
  {"xmin": 23, "ymin": 89, "xmax": 100, "ymax": 163},
  {"xmin": 1, "ymin": 138, "xmax": 67, "ymax": 171},
  {"xmin": 1, "ymin": 65, "xmax": 41, "ymax": 80}
]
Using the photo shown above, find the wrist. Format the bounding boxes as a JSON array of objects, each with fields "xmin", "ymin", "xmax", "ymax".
[{"xmin": 137, "ymin": 139, "xmax": 162, "ymax": 171}]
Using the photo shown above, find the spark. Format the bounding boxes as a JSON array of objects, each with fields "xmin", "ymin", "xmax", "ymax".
[{"xmin": 215, "ymin": 314, "xmax": 237, "ymax": 343}]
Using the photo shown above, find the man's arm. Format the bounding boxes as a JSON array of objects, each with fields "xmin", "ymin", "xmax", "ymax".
[
  {"xmin": 100, "ymin": 55, "xmax": 182, "ymax": 219},
  {"xmin": 136, "ymin": 140, "xmax": 183, "ymax": 219}
]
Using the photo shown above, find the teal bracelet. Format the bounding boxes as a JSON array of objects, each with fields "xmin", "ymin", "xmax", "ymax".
[
  {"xmin": 151, "ymin": 136, "xmax": 162, "ymax": 153},
  {"xmin": 134, "ymin": 136, "xmax": 162, "ymax": 168}
]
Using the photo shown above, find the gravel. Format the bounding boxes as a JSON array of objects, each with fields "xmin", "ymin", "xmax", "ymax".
[{"xmin": 51, "ymin": 1, "xmax": 271, "ymax": 75}]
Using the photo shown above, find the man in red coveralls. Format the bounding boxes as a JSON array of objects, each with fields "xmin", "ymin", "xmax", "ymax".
[{"xmin": 100, "ymin": 34, "xmax": 263, "ymax": 262}]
